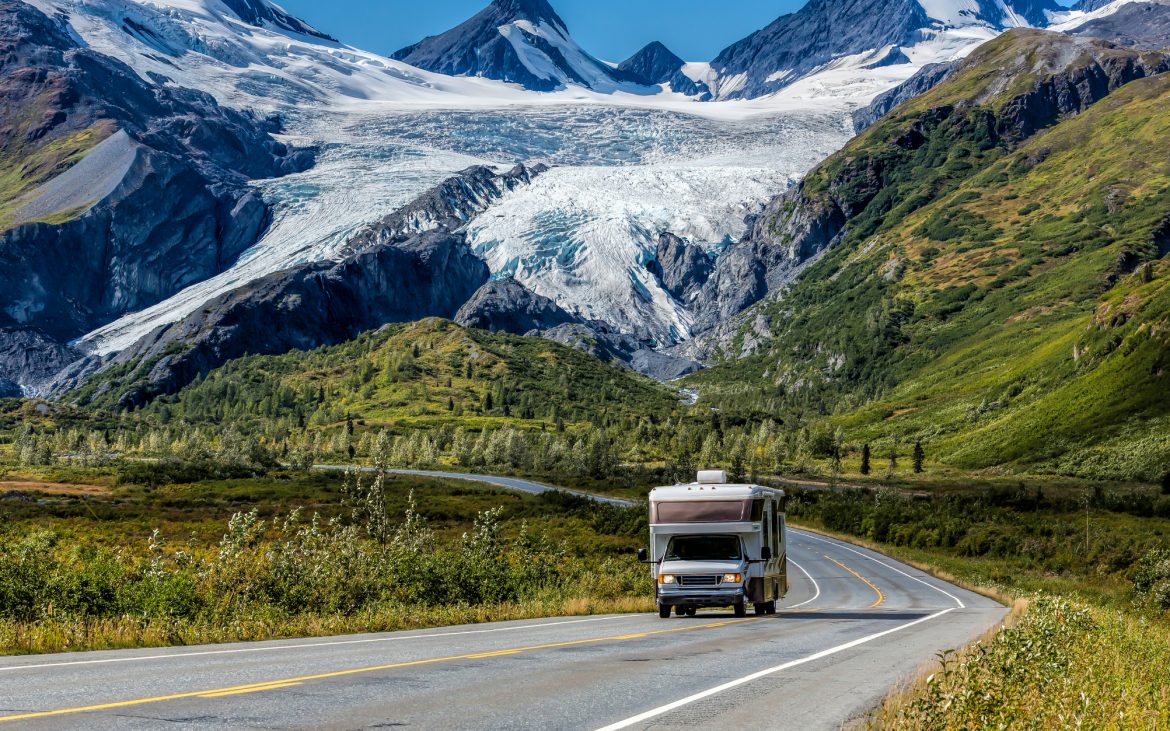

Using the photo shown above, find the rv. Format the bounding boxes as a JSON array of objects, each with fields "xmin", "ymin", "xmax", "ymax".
[{"xmin": 638, "ymin": 470, "xmax": 787, "ymax": 618}]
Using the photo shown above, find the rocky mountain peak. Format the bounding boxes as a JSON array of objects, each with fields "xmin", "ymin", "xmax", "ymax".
[{"xmin": 491, "ymin": 0, "xmax": 568, "ymax": 30}]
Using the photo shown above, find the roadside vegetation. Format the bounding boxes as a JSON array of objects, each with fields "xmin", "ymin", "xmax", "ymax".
[
  {"xmin": 787, "ymin": 486, "xmax": 1170, "ymax": 727},
  {"xmin": 0, "ymin": 464, "xmax": 650, "ymax": 655}
]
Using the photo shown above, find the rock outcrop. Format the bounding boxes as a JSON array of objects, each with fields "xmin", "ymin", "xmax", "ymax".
[
  {"xmin": 646, "ymin": 232, "xmax": 714, "ymax": 304},
  {"xmin": 617, "ymin": 42, "xmax": 710, "ymax": 98},
  {"xmin": 852, "ymin": 61, "xmax": 956, "ymax": 131},
  {"xmin": 344, "ymin": 164, "xmax": 547, "ymax": 254},
  {"xmin": 0, "ymin": 328, "xmax": 79, "ymax": 396},
  {"xmin": 455, "ymin": 279, "xmax": 577, "ymax": 334},
  {"xmin": 1067, "ymin": 2, "xmax": 1170, "ymax": 50},
  {"xmin": 0, "ymin": 0, "xmax": 312, "ymax": 343}
]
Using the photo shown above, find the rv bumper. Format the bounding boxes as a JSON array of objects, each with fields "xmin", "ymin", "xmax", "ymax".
[{"xmin": 656, "ymin": 587, "xmax": 745, "ymax": 608}]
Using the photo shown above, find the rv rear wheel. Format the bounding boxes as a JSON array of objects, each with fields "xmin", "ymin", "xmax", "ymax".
[
  {"xmin": 766, "ymin": 601, "xmax": 778, "ymax": 614},
  {"xmin": 659, "ymin": 605, "xmax": 671, "ymax": 619},
  {"xmin": 733, "ymin": 600, "xmax": 746, "ymax": 617},
  {"xmin": 754, "ymin": 603, "xmax": 766, "ymax": 616},
  {"xmin": 685, "ymin": 607, "xmax": 696, "ymax": 616},
  {"xmin": 675, "ymin": 605, "xmax": 687, "ymax": 617}
]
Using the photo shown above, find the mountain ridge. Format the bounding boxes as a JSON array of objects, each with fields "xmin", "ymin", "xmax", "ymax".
[{"xmin": 391, "ymin": 0, "xmax": 648, "ymax": 93}]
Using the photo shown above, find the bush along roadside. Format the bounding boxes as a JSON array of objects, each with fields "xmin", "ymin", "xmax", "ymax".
[
  {"xmin": 0, "ymin": 472, "xmax": 652, "ymax": 655},
  {"xmin": 868, "ymin": 596, "xmax": 1170, "ymax": 729},
  {"xmin": 787, "ymin": 487, "xmax": 1170, "ymax": 728}
]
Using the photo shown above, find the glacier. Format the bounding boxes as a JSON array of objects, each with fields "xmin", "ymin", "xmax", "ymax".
[
  {"xmin": 40, "ymin": 0, "xmax": 864, "ymax": 358},
  {"xmin": 82, "ymin": 105, "xmax": 852, "ymax": 353}
]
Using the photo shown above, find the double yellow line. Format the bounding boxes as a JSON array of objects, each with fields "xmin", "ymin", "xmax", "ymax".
[
  {"xmin": 0, "ymin": 617, "xmax": 756, "ymax": 723},
  {"xmin": 822, "ymin": 554, "xmax": 886, "ymax": 608},
  {"xmin": 1, "ymin": 554, "xmax": 889, "ymax": 724}
]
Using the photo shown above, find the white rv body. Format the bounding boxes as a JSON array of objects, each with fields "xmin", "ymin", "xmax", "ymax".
[{"xmin": 646, "ymin": 473, "xmax": 788, "ymax": 618}]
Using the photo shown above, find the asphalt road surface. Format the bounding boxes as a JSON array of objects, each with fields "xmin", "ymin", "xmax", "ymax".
[{"xmin": 0, "ymin": 473, "xmax": 1006, "ymax": 730}]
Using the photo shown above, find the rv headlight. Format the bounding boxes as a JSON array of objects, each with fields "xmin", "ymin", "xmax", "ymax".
[
  {"xmin": 722, "ymin": 573, "xmax": 742, "ymax": 583},
  {"xmin": 658, "ymin": 575, "xmax": 675, "ymax": 584}
]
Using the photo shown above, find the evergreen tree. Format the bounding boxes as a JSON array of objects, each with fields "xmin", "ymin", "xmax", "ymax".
[
  {"xmin": 730, "ymin": 451, "xmax": 746, "ymax": 484},
  {"xmin": 483, "ymin": 391, "xmax": 494, "ymax": 412},
  {"xmin": 912, "ymin": 441, "xmax": 925, "ymax": 474},
  {"xmin": 1163, "ymin": 471, "xmax": 1170, "ymax": 496},
  {"xmin": 860, "ymin": 444, "xmax": 871, "ymax": 475},
  {"xmin": 829, "ymin": 431, "xmax": 843, "ymax": 486}
]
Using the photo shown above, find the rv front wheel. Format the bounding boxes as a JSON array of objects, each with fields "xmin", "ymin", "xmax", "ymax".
[
  {"xmin": 733, "ymin": 600, "xmax": 746, "ymax": 618},
  {"xmin": 658, "ymin": 604, "xmax": 671, "ymax": 619}
]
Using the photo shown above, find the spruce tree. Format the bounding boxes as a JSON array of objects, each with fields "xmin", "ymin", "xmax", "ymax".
[
  {"xmin": 912, "ymin": 441, "xmax": 925, "ymax": 474},
  {"xmin": 860, "ymin": 444, "xmax": 871, "ymax": 475},
  {"xmin": 1162, "ymin": 470, "xmax": 1170, "ymax": 496}
]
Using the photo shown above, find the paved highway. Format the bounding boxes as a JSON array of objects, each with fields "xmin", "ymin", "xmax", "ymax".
[{"xmin": 0, "ymin": 473, "xmax": 1006, "ymax": 730}]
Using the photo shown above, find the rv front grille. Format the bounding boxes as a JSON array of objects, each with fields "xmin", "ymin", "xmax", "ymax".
[{"xmin": 677, "ymin": 575, "xmax": 720, "ymax": 587}]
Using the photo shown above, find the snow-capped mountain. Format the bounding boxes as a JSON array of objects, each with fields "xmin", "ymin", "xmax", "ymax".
[
  {"xmin": 617, "ymin": 41, "xmax": 711, "ymax": 98},
  {"xmin": 1053, "ymin": 0, "xmax": 1170, "ymax": 48},
  {"xmin": 709, "ymin": 0, "xmax": 1063, "ymax": 100},
  {"xmin": 14, "ymin": 0, "xmax": 1138, "ymax": 397},
  {"xmin": 22, "ymin": 0, "xmax": 582, "ymax": 112},
  {"xmin": 392, "ymin": 0, "xmax": 653, "ymax": 94}
]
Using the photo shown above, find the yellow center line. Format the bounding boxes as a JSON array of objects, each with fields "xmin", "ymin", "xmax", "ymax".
[
  {"xmin": 821, "ymin": 554, "xmax": 886, "ymax": 609},
  {"xmin": 0, "ymin": 617, "xmax": 758, "ymax": 723},
  {"xmin": 199, "ymin": 682, "xmax": 303, "ymax": 699}
]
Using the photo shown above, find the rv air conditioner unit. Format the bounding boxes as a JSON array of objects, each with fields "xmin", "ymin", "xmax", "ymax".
[{"xmin": 696, "ymin": 470, "xmax": 728, "ymax": 484}]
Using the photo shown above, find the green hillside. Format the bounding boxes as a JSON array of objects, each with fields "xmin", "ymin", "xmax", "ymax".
[
  {"xmin": 689, "ymin": 30, "xmax": 1170, "ymax": 481},
  {"xmin": 135, "ymin": 318, "xmax": 682, "ymax": 433}
]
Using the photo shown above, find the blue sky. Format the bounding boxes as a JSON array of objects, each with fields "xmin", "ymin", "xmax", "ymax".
[{"xmin": 276, "ymin": 1, "xmax": 807, "ymax": 62}]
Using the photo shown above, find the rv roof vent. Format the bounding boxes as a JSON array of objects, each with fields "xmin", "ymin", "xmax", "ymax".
[{"xmin": 696, "ymin": 470, "xmax": 727, "ymax": 484}]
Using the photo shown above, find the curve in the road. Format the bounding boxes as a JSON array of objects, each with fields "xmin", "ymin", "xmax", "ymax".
[
  {"xmin": 0, "ymin": 475, "xmax": 1005, "ymax": 731},
  {"xmin": 312, "ymin": 466, "xmax": 635, "ymax": 506}
]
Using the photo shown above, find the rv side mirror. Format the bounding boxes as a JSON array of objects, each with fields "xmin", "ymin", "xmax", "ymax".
[
  {"xmin": 761, "ymin": 546, "xmax": 772, "ymax": 561},
  {"xmin": 637, "ymin": 548, "xmax": 648, "ymax": 562}
]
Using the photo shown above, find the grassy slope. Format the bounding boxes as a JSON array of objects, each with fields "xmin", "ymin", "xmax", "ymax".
[
  {"xmin": 690, "ymin": 32, "xmax": 1170, "ymax": 480},
  {"xmin": 0, "ymin": 97, "xmax": 113, "ymax": 230},
  {"xmin": 132, "ymin": 318, "xmax": 682, "ymax": 432}
]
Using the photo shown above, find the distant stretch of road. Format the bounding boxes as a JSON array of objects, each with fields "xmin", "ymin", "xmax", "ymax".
[
  {"xmin": 0, "ymin": 473, "xmax": 1006, "ymax": 730},
  {"xmin": 313, "ymin": 466, "xmax": 638, "ymax": 506}
]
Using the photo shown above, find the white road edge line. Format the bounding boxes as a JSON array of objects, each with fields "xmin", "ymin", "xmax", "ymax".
[
  {"xmin": 783, "ymin": 558, "xmax": 821, "ymax": 609},
  {"xmin": 0, "ymin": 615, "xmax": 630, "ymax": 673},
  {"xmin": 792, "ymin": 529, "xmax": 966, "ymax": 609},
  {"xmin": 594, "ymin": 607, "xmax": 957, "ymax": 731}
]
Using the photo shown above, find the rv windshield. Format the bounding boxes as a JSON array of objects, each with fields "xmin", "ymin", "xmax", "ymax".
[{"xmin": 664, "ymin": 535, "xmax": 743, "ymax": 562}]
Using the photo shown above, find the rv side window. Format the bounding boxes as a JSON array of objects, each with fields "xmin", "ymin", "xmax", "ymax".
[
  {"xmin": 762, "ymin": 507, "xmax": 770, "ymax": 557},
  {"xmin": 750, "ymin": 499, "xmax": 764, "ymax": 522}
]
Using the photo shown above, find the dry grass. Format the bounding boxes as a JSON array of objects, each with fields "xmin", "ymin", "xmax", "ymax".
[
  {"xmin": 0, "ymin": 596, "xmax": 657, "ymax": 656},
  {"xmin": 0, "ymin": 480, "xmax": 110, "ymax": 496}
]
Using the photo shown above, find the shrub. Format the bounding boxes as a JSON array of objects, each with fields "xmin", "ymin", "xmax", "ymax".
[{"xmin": 1133, "ymin": 548, "xmax": 1170, "ymax": 610}]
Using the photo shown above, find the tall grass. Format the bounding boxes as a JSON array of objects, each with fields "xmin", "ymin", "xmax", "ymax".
[
  {"xmin": 0, "ymin": 485, "xmax": 652, "ymax": 655},
  {"xmin": 869, "ymin": 597, "xmax": 1170, "ymax": 729}
]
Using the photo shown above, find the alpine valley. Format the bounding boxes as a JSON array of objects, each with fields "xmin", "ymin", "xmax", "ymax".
[{"xmin": 1, "ymin": 0, "xmax": 1169, "ymax": 486}]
